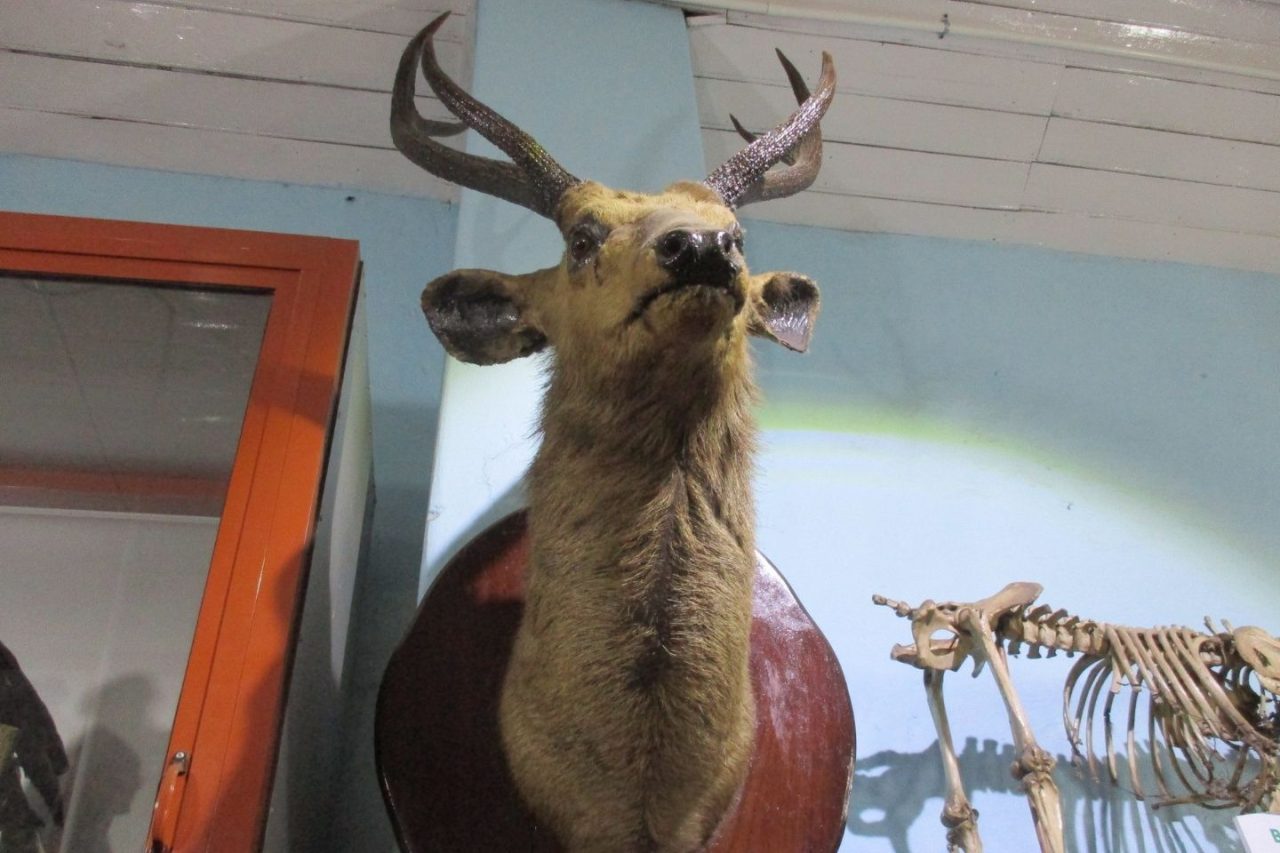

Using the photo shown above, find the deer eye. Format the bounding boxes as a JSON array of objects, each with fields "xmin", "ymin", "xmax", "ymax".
[{"xmin": 567, "ymin": 225, "xmax": 603, "ymax": 265}]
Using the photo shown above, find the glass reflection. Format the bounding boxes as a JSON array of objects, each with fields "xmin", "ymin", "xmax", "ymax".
[{"xmin": 0, "ymin": 276, "xmax": 270, "ymax": 851}]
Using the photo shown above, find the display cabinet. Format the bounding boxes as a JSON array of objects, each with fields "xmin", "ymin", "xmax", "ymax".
[{"xmin": 0, "ymin": 211, "xmax": 360, "ymax": 852}]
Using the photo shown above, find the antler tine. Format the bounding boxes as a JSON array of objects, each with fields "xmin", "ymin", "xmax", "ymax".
[
  {"xmin": 705, "ymin": 49, "xmax": 835, "ymax": 209},
  {"xmin": 391, "ymin": 13, "xmax": 579, "ymax": 218},
  {"xmin": 727, "ymin": 48, "xmax": 803, "ymax": 166}
]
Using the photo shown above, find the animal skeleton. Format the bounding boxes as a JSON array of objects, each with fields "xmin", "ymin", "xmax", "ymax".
[
  {"xmin": 392, "ymin": 14, "xmax": 835, "ymax": 852},
  {"xmin": 874, "ymin": 582, "xmax": 1280, "ymax": 852}
]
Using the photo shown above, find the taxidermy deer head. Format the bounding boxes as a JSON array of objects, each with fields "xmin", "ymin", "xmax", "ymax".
[{"xmin": 393, "ymin": 13, "xmax": 834, "ymax": 852}]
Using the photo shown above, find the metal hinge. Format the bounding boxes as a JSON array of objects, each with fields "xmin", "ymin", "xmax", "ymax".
[{"xmin": 149, "ymin": 749, "xmax": 192, "ymax": 853}]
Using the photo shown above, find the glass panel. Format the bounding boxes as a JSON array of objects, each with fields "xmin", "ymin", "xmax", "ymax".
[{"xmin": 0, "ymin": 275, "xmax": 271, "ymax": 852}]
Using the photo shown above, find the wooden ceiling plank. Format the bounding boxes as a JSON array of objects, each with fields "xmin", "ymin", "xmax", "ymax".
[
  {"xmin": 689, "ymin": 21, "xmax": 1063, "ymax": 115},
  {"xmin": 116, "ymin": 0, "xmax": 473, "ymax": 39},
  {"xmin": 746, "ymin": 192, "xmax": 1280, "ymax": 275},
  {"xmin": 1054, "ymin": 67, "xmax": 1280, "ymax": 146},
  {"xmin": 0, "ymin": 51, "xmax": 454, "ymax": 151},
  {"xmin": 719, "ymin": 10, "xmax": 1280, "ymax": 95},
  {"xmin": 0, "ymin": 107, "xmax": 456, "ymax": 201},
  {"xmin": 1003, "ymin": 212, "xmax": 1280, "ymax": 275},
  {"xmin": 950, "ymin": 0, "xmax": 1280, "ymax": 50},
  {"xmin": 1022, "ymin": 163, "xmax": 1280, "ymax": 238},
  {"xmin": 1038, "ymin": 117, "xmax": 1280, "ymax": 194},
  {"xmin": 0, "ymin": 0, "xmax": 466, "ymax": 93},
  {"xmin": 703, "ymin": 130, "xmax": 1030, "ymax": 209},
  {"xmin": 943, "ymin": 2, "xmax": 1280, "ymax": 78},
  {"xmin": 695, "ymin": 76, "xmax": 1047, "ymax": 161},
  {"xmin": 713, "ymin": 2, "xmax": 1280, "ymax": 79}
]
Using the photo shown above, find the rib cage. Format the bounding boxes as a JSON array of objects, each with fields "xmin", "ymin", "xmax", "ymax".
[{"xmin": 1048, "ymin": 621, "xmax": 1279, "ymax": 813}]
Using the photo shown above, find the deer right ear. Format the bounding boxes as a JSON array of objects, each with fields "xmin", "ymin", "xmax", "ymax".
[{"xmin": 422, "ymin": 269, "xmax": 548, "ymax": 365}]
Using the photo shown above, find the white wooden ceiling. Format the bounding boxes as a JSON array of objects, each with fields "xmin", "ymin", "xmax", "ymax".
[
  {"xmin": 0, "ymin": 0, "xmax": 472, "ymax": 201},
  {"xmin": 1, "ymin": 0, "xmax": 1278, "ymax": 274},
  {"xmin": 680, "ymin": 0, "xmax": 1280, "ymax": 274}
]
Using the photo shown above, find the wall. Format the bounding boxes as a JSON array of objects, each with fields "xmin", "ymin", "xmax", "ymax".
[
  {"xmin": 0, "ymin": 153, "xmax": 457, "ymax": 849},
  {"xmin": 742, "ymin": 217, "xmax": 1280, "ymax": 850}
]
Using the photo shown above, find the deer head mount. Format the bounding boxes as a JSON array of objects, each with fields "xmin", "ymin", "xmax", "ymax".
[
  {"xmin": 392, "ymin": 13, "xmax": 834, "ymax": 370},
  {"xmin": 392, "ymin": 14, "xmax": 838, "ymax": 851}
]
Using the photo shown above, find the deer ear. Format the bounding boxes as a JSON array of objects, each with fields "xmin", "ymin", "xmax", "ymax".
[
  {"xmin": 749, "ymin": 272, "xmax": 821, "ymax": 353},
  {"xmin": 422, "ymin": 269, "xmax": 548, "ymax": 365}
]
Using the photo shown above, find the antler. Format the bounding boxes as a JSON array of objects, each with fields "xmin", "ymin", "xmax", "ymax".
[
  {"xmin": 704, "ymin": 49, "xmax": 836, "ymax": 209},
  {"xmin": 391, "ymin": 13, "xmax": 581, "ymax": 218}
]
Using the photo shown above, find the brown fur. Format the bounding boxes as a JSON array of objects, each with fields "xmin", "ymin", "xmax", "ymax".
[{"xmin": 422, "ymin": 181, "xmax": 820, "ymax": 852}]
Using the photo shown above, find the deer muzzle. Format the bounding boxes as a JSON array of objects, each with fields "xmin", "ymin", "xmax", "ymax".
[{"xmin": 655, "ymin": 229, "xmax": 741, "ymax": 289}]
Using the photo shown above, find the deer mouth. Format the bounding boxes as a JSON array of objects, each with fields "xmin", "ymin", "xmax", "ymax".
[{"xmin": 626, "ymin": 280, "xmax": 745, "ymax": 325}]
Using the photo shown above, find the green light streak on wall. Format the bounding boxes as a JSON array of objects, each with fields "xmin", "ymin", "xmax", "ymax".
[{"xmin": 755, "ymin": 397, "xmax": 1272, "ymax": 571}]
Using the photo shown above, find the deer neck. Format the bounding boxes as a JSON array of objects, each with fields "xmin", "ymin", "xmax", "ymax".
[
  {"xmin": 537, "ymin": 335, "xmax": 754, "ymax": 495},
  {"xmin": 528, "ymin": 334, "xmax": 759, "ymax": 584}
]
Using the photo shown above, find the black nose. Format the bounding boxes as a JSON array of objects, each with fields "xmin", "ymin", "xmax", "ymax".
[{"xmin": 655, "ymin": 229, "xmax": 740, "ymax": 285}]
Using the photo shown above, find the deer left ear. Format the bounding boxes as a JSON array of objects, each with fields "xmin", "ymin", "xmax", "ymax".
[{"xmin": 749, "ymin": 272, "xmax": 821, "ymax": 353}]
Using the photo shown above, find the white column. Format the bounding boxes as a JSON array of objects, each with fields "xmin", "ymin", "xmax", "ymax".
[{"xmin": 420, "ymin": 0, "xmax": 707, "ymax": 593}]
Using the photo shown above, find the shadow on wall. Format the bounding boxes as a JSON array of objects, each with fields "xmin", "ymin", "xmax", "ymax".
[
  {"xmin": 62, "ymin": 675, "xmax": 165, "ymax": 853},
  {"xmin": 277, "ymin": 514, "xmax": 341, "ymax": 853},
  {"xmin": 848, "ymin": 739, "xmax": 1240, "ymax": 852}
]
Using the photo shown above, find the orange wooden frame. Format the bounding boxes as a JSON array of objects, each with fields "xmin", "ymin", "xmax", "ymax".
[{"xmin": 0, "ymin": 211, "xmax": 360, "ymax": 852}]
